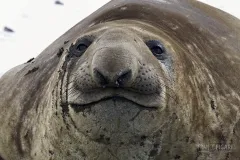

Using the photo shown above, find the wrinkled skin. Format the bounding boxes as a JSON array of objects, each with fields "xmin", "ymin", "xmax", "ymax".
[{"xmin": 0, "ymin": 0, "xmax": 240, "ymax": 160}]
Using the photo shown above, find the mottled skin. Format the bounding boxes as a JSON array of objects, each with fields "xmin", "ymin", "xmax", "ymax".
[{"xmin": 0, "ymin": 0, "xmax": 240, "ymax": 160}]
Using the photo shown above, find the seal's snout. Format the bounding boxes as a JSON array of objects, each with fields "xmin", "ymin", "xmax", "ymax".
[{"xmin": 91, "ymin": 47, "xmax": 138, "ymax": 88}]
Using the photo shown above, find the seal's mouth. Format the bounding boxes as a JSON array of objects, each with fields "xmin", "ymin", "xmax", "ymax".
[
  {"xmin": 67, "ymin": 87, "xmax": 163, "ymax": 109},
  {"xmin": 70, "ymin": 95, "xmax": 158, "ymax": 111}
]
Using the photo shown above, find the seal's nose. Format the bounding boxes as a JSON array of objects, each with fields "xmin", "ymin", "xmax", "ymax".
[
  {"xmin": 93, "ymin": 68, "xmax": 132, "ymax": 87},
  {"xmin": 91, "ymin": 47, "xmax": 137, "ymax": 88}
]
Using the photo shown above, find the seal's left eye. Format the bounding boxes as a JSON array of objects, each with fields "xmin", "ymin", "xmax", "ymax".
[
  {"xmin": 70, "ymin": 37, "xmax": 93, "ymax": 57},
  {"xmin": 150, "ymin": 46, "xmax": 164, "ymax": 56},
  {"xmin": 146, "ymin": 40, "xmax": 166, "ymax": 60}
]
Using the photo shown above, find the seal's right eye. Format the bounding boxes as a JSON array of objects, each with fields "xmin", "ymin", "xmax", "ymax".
[
  {"xmin": 70, "ymin": 36, "xmax": 93, "ymax": 57},
  {"xmin": 76, "ymin": 43, "xmax": 88, "ymax": 52}
]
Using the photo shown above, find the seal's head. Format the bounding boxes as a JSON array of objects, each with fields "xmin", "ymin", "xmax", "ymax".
[
  {"xmin": 67, "ymin": 24, "xmax": 172, "ymax": 108},
  {"xmin": 55, "ymin": 20, "xmax": 175, "ymax": 159}
]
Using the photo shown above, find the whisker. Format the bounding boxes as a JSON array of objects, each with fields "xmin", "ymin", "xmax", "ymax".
[
  {"xmin": 158, "ymin": 81, "xmax": 175, "ymax": 93},
  {"xmin": 159, "ymin": 90, "xmax": 178, "ymax": 104},
  {"xmin": 151, "ymin": 67, "xmax": 175, "ymax": 82},
  {"xmin": 73, "ymin": 94, "xmax": 82, "ymax": 102},
  {"xmin": 63, "ymin": 86, "xmax": 75, "ymax": 95}
]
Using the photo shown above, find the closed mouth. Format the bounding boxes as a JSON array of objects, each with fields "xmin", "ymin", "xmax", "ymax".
[
  {"xmin": 69, "ymin": 95, "xmax": 158, "ymax": 113},
  {"xmin": 66, "ymin": 86, "xmax": 163, "ymax": 111}
]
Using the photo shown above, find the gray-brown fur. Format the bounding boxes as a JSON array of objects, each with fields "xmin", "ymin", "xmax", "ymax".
[{"xmin": 0, "ymin": 0, "xmax": 240, "ymax": 159}]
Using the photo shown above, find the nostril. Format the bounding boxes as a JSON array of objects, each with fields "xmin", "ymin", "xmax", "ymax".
[
  {"xmin": 94, "ymin": 69, "xmax": 109, "ymax": 87},
  {"xmin": 116, "ymin": 70, "xmax": 132, "ymax": 87}
]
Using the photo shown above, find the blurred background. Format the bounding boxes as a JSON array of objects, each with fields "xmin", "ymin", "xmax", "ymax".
[{"xmin": 0, "ymin": 0, "xmax": 240, "ymax": 77}]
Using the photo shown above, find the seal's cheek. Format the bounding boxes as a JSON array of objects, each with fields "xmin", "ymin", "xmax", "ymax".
[{"xmin": 68, "ymin": 99, "xmax": 162, "ymax": 145}]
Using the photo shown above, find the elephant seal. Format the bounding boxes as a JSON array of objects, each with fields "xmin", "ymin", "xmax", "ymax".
[{"xmin": 1, "ymin": 0, "xmax": 240, "ymax": 159}]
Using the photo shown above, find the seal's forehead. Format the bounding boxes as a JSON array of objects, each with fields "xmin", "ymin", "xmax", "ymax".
[{"xmin": 73, "ymin": 19, "xmax": 168, "ymax": 42}]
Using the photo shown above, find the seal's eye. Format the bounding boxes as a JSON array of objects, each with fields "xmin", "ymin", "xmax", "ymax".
[
  {"xmin": 146, "ymin": 40, "xmax": 166, "ymax": 60},
  {"xmin": 76, "ymin": 43, "xmax": 88, "ymax": 52},
  {"xmin": 70, "ymin": 36, "xmax": 93, "ymax": 57},
  {"xmin": 151, "ymin": 46, "xmax": 164, "ymax": 55}
]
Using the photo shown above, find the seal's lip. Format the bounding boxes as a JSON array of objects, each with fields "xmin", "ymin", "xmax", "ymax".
[
  {"xmin": 70, "ymin": 95, "xmax": 157, "ymax": 108},
  {"xmin": 67, "ymin": 87, "xmax": 162, "ymax": 109}
]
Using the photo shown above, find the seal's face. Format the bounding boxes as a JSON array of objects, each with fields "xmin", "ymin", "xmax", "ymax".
[
  {"xmin": 67, "ymin": 24, "xmax": 171, "ymax": 108},
  {"xmin": 56, "ymin": 20, "xmax": 175, "ymax": 158}
]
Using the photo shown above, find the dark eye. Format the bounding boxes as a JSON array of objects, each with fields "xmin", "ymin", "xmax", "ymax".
[
  {"xmin": 76, "ymin": 43, "xmax": 88, "ymax": 52},
  {"xmin": 69, "ymin": 36, "xmax": 93, "ymax": 57},
  {"xmin": 146, "ymin": 40, "xmax": 166, "ymax": 60},
  {"xmin": 150, "ymin": 46, "xmax": 164, "ymax": 55}
]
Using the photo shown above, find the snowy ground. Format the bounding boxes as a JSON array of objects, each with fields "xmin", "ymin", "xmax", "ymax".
[{"xmin": 0, "ymin": 0, "xmax": 240, "ymax": 77}]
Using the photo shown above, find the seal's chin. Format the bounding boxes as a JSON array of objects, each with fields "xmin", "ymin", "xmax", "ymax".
[
  {"xmin": 70, "ymin": 96, "xmax": 158, "ymax": 112},
  {"xmin": 66, "ymin": 96, "xmax": 163, "ymax": 157}
]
